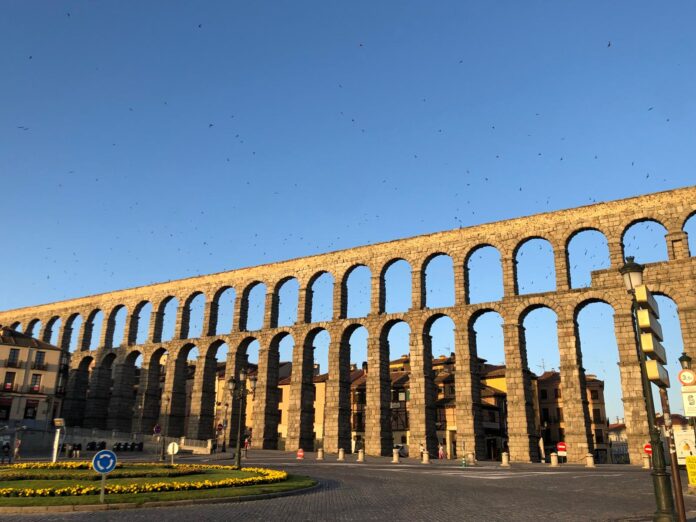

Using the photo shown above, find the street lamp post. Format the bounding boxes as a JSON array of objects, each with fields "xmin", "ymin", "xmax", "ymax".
[
  {"xmin": 228, "ymin": 368, "xmax": 257, "ymax": 468},
  {"xmin": 160, "ymin": 395, "xmax": 170, "ymax": 462},
  {"xmin": 222, "ymin": 402, "xmax": 229, "ymax": 452},
  {"xmin": 620, "ymin": 257, "xmax": 676, "ymax": 521}
]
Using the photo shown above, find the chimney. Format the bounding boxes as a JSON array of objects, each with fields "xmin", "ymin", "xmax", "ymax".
[{"xmin": 362, "ymin": 361, "xmax": 368, "ymax": 372}]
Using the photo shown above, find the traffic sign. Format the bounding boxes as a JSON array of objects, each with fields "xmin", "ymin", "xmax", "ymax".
[
  {"xmin": 644, "ymin": 443, "xmax": 652, "ymax": 455},
  {"xmin": 217, "ymin": 423, "xmax": 224, "ymax": 432},
  {"xmin": 556, "ymin": 442, "xmax": 567, "ymax": 457},
  {"xmin": 92, "ymin": 450, "xmax": 117, "ymax": 474},
  {"xmin": 683, "ymin": 390, "xmax": 696, "ymax": 416},
  {"xmin": 641, "ymin": 333, "xmax": 667, "ymax": 365},
  {"xmin": 296, "ymin": 448, "xmax": 304, "ymax": 460},
  {"xmin": 679, "ymin": 369, "xmax": 696, "ymax": 387},
  {"xmin": 167, "ymin": 442, "xmax": 180, "ymax": 455}
]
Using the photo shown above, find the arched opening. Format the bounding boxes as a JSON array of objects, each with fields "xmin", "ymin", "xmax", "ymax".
[
  {"xmin": 83, "ymin": 353, "xmax": 116, "ymax": 429},
  {"xmin": 106, "ymin": 305, "xmax": 127, "ymax": 349},
  {"xmin": 567, "ymin": 229, "xmax": 611, "ymax": 289},
  {"xmin": 465, "ymin": 245, "xmax": 504, "ymax": 304},
  {"xmin": 108, "ymin": 350, "xmax": 142, "ymax": 432},
  {"xmin": 575, "ymin": 301, "xmax": 618, "ymax": 463},
  {"xmin": 85, "ymin": 310, "xmax": 104, "ymax": 351},
  {"xmin": 424, "ymin": 254, "xmax": 455, "ymax": 309},
  {"xmin": 157, "ymin": 297, "xmax": 179, "ymax": 342},
  {"xmin": 383, "ymin": 320, "xmax": 411, "ymax": 453},
  {"xmin": 275, "ymin": 278, "xmax": 299, "ymax": 327},
  {"xmin": 338, "ymin": 324, "xmax": 368, "ymax": 452},
  {"xmin": 186, "ymin": 340, "xmax": 229, "ymax": 441},
  {"xmin": 213, "ymin": 287, "xmax": 236, "ymax": 335},
  {"xmin": 62, "ymin": 314, "xmax": 83, "ymax": 353},
  {"xmin": 25, "ymin": 319, "xmax": 42, "ymax": 338},
  {"xmin": 182, "ymin": 292, "xmax": 205, "ymax": 339},
  {"xmin": 136, "ymin": 348, "xmax": 168, "ymax": 435},
  {"xmin": 521, "ymin": 306, "xmax": 558, "ymax": 461},
  {"xmin": 514, "ymin": 238, "xmax": 556, "ymax": 295},
  {"xmin": 276, "ymin": 334, "xmax": 295, "ymax": 449},
  {"xmin": 9, "ymin": 321, "xmax": 22, "ymax": 332},
  {"xmin": 653, "ymin": 295, "xmax": 686, "ymax": 416},
  {"xmin": 622, "ymin": 219, "xmax": 668, "ymax": 264},
  {"xmin": 132, "ymin": 301, "xmax": 152, "ymax": 345},
  {"xmin": 242, "ymin": 282, "xmax": 266, "ymax": 331},
  {"xmin": 308, "ymin": 272, "xmax": 334, "ymax": 323},
  {"xmin": 229, "ymin": 338, "xmax": 260, "ymax": 451},
  {"xmin": 469, "ymin": 310, "xmax": 506, "ymax": 460},
  {"xmin": 683, "ymin": 212, "xmax": 696, "ymax": 257},
  {"xmin": 44, "ymin": 316, "xmax": 62, "ymax": 345},
  {"xmin": 425, "ymin": 315, "xmax": 456, "ymax": 457},
  {"xmin": 166, "ymin": 344, "xmax": 199, "ymax": 437},
  {"xmin": 343, "ymin": 265, "xmax": 371, "ymax": 318},
  {"xmin": 383, "ymin": 259, "xmax": 412, "ymax": 313},
  {"xmin": 63, "ymin": 355, "xmax": 94, "ymax": 427}
]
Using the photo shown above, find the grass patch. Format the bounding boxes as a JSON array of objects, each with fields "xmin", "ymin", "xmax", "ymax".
[{"xmin": 0, "ymin": 474, "xmax": 315, "ymax": 506}]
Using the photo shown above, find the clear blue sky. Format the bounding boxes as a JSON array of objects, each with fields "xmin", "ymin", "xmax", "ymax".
[{"xmin": 2, "ymin": 2, "xmax": 695, "ymax": 420}]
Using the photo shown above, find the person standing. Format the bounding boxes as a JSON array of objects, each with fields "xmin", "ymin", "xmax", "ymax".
[
  {"xmin": 13, "ymin": 438, "xmax": 21, "ymax": 462},
  {"xmin": 438, "ymin": 443, "xmax": 445, "ymax": 460},
  {"xmin": 1, "ymin": 442, "xmax": 9, "ymax": 464}
]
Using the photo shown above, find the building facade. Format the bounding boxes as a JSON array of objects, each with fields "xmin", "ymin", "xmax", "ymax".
[{"xmin": 0, "ymin": 326, "xmax": 68, "ymax": 448}]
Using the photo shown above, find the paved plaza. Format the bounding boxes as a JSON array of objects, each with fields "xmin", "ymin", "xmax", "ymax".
[{"xmin": 6, "ymin": 450, "xmax": 696, "ymax": 521}]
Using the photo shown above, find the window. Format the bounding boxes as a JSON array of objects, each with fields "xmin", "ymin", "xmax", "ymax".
[
  {"xmin": 31, "ymin": 374, "xmax": 42, "ymax": 391},
  {"xmin": 488, "ymin": 411, "xmax": 496, "ymax": 423},
  {"xmin": 591, "ymin": 389, "xmax": 599, "ymax": 401},
  {"xmin": 33, "ymin": 351, "xmax": 47, "ymax": 369},
  {"xmin": 0, "ymin": 398, "xmax": 11, "ymax": 420},
  {"xmin": 593, "ymin": 408, "xmax": 602, "ymax": 423},
  {"xmin": 595, "ymin": 429, "xmax": 604, "ymax": 443},
  {"xmin": 3, "ymin": 371, "xmax": 15, "ymax": 390},
  {"xmin": 554, "ymin": 387, "xmax": 561, "ymax": 398},
  {"xmin": 24, "ymin": 399, "xmax": 39, "ymax": 419},
  {"xmin": 278, "ymin": 388, "xmax": 283, "ymax": 402},
  {"xmin": 557, "ymin": 408, "xmax": 563, "ymax": 422},
  {"xmin": 8, "ymin": 349, "xmax": 20, "ymax": 367},
  {"xmin": 542, "ymin": 408, "xmax": 549, "ymax": 422},
  {"xmin": 540, "ymin": 389, "xmax": 548, "ymax": 400}
]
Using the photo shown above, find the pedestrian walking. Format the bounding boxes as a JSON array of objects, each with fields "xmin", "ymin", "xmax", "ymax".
[
  {"xmin": 438, "ymin": 443, "xmax": 445, "ymax": 460},
  {"xmin": 419, "ymin": 442, "xmax": 425, "ymax": 459},
  {"xmin": 75, "ymin": 443, "xmax": 82, "ymax": 458}
]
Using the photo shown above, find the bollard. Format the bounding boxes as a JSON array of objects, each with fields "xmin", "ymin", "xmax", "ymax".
[
  {"xmin": 392, "ymin": 448, "xmax": 400, "ymax": 464},
  {"xmin": 422, "ymin": 451, "xmax": 430, "ymax": 464},
  {"xmin": 501, "ymin": 452, "xmax": 510, "ymax": 467},
  {"xmin": 317, "ymin": 448, "xmax": 324, "ymax": 461},
  {"xmin": 337, "ymin": 448, "xmax": 345, "ymax": 462},
  {"xmin": 357, "ymin": 449, "xmax": 365, "ymax": 463},
  {"xmin": 585, "ymin": 452, "xmax": 595, "ymax": 468},
  {"xmin": 466, "ymin": 452, "xmax": 476, "ymax": 467},
  {"xmin": 550, "ymin": 452, "xmax": 559, "ymax": 467},
  {"xmin": 461, "ymin": 457, "xmax": 467, "ymax": 468},
  {"xmin": 642, "ymin": 454, "xmax": 651, "ymax": 469}
]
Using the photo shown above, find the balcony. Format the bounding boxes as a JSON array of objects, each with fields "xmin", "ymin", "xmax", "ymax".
[
  {"xmin": 31, "ymin": 361, "xmax": 48, "ymax": 371},
  {"xmin": 2, "ymin": 382, "xmax": 18, "ymax": 392},
  {"xmin": 1, "ymin": 359, "xmax": 22, "ymax": 368},
  {"xmin": 25, "ymin": 385, "xmax": 45, "ymax": 394}
]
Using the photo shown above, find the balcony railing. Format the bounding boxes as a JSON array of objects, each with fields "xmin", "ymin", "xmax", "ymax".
[
  {"xmin": 25, "ymin": 384, "xmax": 45, "ymax": 394},
  {"xmin": 31, "ymin": 361, "xmax": 48, "ymax": 371},
  {"xmin": 2, "ymin": 382, "xmax": 18, "ymax": 392},
  {"xmin": 1, "ymin": 359, "xmax": 22, "ymax": 368}
]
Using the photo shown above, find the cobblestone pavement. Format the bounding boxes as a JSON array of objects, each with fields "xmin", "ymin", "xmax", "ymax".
[{"xmin": 7, "ymin": 450, "xmax": 696, "ymax": 521}]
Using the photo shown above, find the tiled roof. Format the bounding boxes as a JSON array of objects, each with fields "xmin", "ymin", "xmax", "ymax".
[{"xmin": 0, "ymin": 326, "xmax": 61, "ymax": 351}]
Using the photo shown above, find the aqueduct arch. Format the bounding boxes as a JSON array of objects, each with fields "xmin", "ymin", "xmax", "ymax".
[{"xmin": 2, "ymin": 187, "xmax": 695, "ymax": 463}]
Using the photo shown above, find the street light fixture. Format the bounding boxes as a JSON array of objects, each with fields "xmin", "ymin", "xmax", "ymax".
[
  {"xmin": 679, "ymin": 353, "xmax": 692, "ymax": 370},
  {"xmin": 620, "ymin": 257, "xmax": 676, "ymax": 521}
]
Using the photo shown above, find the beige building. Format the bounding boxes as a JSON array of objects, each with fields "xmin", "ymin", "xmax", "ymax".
[{"xmin": 0, "ymin": 326, "xmax": 68, "ymax": 446}]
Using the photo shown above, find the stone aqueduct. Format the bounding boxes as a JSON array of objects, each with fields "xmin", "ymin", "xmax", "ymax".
[{"xmin": 1, "ymin": 187, "xmax": 695, "ymax": 464}]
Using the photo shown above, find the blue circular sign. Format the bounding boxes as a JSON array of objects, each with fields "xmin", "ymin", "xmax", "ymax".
[{"xmin": 92, "ymin": 449, "xmax": 117, "ymax": 474}]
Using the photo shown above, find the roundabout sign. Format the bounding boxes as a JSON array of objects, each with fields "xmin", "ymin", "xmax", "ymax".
[{"xmin": 92, "ymin": 449, "xmax": 117, "ymax": 503}]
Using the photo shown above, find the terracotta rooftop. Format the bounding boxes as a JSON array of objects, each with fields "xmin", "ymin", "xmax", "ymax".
[{"xmin": 0, "ymin": 326, "xmax": 61, "ymax": 351}]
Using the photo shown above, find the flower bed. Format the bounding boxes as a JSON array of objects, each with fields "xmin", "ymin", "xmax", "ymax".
[{"xmin": 0, "ymin": 464, "xmax": 287, "ymax": 498}]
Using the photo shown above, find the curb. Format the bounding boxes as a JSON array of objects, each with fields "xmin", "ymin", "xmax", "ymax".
[{"xmin": 0, "ymin": 480, "xmax": 320, "ymax": 514}]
